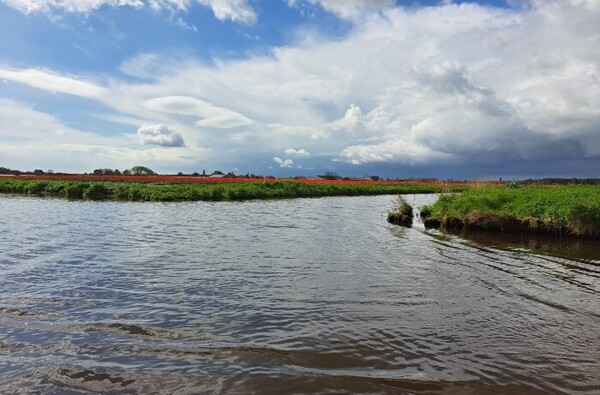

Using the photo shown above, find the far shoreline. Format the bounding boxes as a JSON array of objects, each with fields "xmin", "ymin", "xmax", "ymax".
[
  {"xmin": 3, "ymin": 175, "xmax": 598, "ymax": 240},
  {"xmin": 0, "ymin": 176, "xmax": 468, "ymax": 202}
]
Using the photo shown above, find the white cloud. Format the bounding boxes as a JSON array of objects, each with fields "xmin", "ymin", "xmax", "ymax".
[
  {"xmin": 284, "ymin": 148, "xmax": 310, "ymax": 157},
  {"xmin": 341, "ymin": 138, "xmax": 451, "ymax": 165},
  {"xmin": 327, "ymin": 104, "xmax": 371, "ymax": 139},
  {"xmin": 286, "ymin": 0, "xmax": 394, "ymax": 20},
  {"xmin": 0, "ymin": 67, "xmax": 106, "ymax": 98},
  {"xmin": 0, "ymin": 0, "xmax": 143, "ymax": 14},
  {"xmin": 197, "ymin": 0, "xmax": 256, "ymax": 23},
  {"xmin": 148, "ymin": 0, "xmax": 256, "ymax": 23},
  {"xmin": 273, "ymin": 157, "xmax": 294, "ymax": 168},
  {"xmin": 119, "ymin": 53, "xmax": 179, "ymax": 79},
  {"xmin": 1, "ymin": 0, "xmax": 256, "ymax": 23},
  {"xmin": 144, "ymin": 96, "xmax": 254, "ymax": 128},
  {"xmin": 137, "ymin": 124, "xmax": 185, "ymax": 147}
]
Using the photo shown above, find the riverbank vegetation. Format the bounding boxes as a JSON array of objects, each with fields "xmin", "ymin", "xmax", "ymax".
[
  {"xmin": 4, "ymin": 174, "xmax": 598, "ymax": 239},
  {"xmin": 0, "ymin": 176, "xmax": 466, "ymax": 202},
  {"xmin": 424, "ymin": 185, "xmax": 600, "ymax": 239}
]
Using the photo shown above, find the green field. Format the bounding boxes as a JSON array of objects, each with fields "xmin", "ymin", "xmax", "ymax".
[
  {"xmin": 424, "ymin": 185, "xmax": 600, "ymax": 238},
  {"xmin": 0, "ymin": 178, "xmax": 463, "ymax": 202}
]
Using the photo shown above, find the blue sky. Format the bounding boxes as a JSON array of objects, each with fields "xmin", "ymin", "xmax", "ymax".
[{"xmin": 0, "ymin": 0, "xmax": 599, "ymax": 178}]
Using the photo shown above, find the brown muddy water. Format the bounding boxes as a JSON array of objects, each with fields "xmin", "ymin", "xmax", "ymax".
[{"xmin": 0, "ymin": 194, "xmax": 599, "ymax": 394}]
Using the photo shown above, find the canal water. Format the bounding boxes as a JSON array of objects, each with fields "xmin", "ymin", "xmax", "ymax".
[{"xmin": 0, "ymin": 194, "xmax": 598, "ymax": 394}]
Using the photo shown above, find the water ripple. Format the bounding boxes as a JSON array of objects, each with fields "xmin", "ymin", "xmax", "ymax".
[{"xmin": 1, "ymin": 194, "xmax": 599, "ymax": 394}]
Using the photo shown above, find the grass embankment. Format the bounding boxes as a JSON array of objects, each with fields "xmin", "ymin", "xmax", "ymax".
[
  {"xmin": 0, "ymin": 177, "xmax": 465, "ymax": 202},
  {"xmin": 423, "ymin": 186, "xmax": 600, "ymax": 239}
]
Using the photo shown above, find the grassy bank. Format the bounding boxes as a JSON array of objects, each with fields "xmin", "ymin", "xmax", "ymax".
[
  {"xmin": 424, "ymin": 185, "xmax": 600, "ymax": 239},
  {"xmin": 0, "ymin": 177, "xmax": 464, "ymax": 202}
]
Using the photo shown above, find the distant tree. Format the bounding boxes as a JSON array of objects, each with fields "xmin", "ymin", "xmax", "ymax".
[
  {"xmin": 225, "ymin": 171, "xmax": 236, "ymax": 178},
  {"xmin": 211, "ymin": 170, "xmax": 224, "ymax": 175},
  {"xmin": 122, "ymin": 169, "xmax": 131, "ymax": 175},
  {"xmin": 192, "ymin": 172, "xmax": 200, "ymax": 177},
  {"xmin": 131, "ymin": 166, "xmax": 156, "ymax": 176},
  {"xmin": 0, "ymin": 167, "xmax": 21, "ymax": 175},
  {"xmin": 177, "ymin": 172, "xmax": 184, "ymax": 176},
  {"xmin": 113, "ymin": 169, "xmax": 121, "ymax": 175},
  {"xmin": 318, "ymin": 171, "xmax": 340, "ymax": 180},
  {"xmin": 33, "ymin": 169, "xmax": 45, "ymax": 175},
  {"xmin": 202, "ymin": 169, "xmax": 206, "ymax": 176},
  {"xmin": 93, "ymin": 168, "xmax": 117, "ymax": 175}
]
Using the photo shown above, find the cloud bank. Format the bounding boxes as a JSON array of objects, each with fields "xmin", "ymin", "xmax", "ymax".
[{"xmin": 1, "ymin": 0, "xmax": 599, "ymax": 175}]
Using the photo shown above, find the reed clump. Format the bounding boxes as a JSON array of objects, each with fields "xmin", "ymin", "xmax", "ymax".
[{"xmin": 387, "ymin": 196, "xmax": 414, "ymax": 227}]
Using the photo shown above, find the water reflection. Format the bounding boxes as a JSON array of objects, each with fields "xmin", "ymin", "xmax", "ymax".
[{"xmin": 449, "ymin": 228, "xmax": 600, "ymax": 263}]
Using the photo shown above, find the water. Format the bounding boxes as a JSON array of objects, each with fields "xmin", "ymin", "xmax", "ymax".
[{"xmin": 0, "ymin": 194, "xmax": 599, "ymax": 394}]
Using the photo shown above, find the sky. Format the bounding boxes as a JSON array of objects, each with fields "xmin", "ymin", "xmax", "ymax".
[{"xmin": 0, "ymin": 0, "xmax": 599, "ymax": 179}]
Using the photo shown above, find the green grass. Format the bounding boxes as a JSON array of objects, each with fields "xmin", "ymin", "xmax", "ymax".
[
  {"xmin": 0, "ymin": 178, "xmax": 464, "ymax": 202},
  {"xmin": 429, "ymin": 185, "xmax": 600, "ymax": 238}
]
